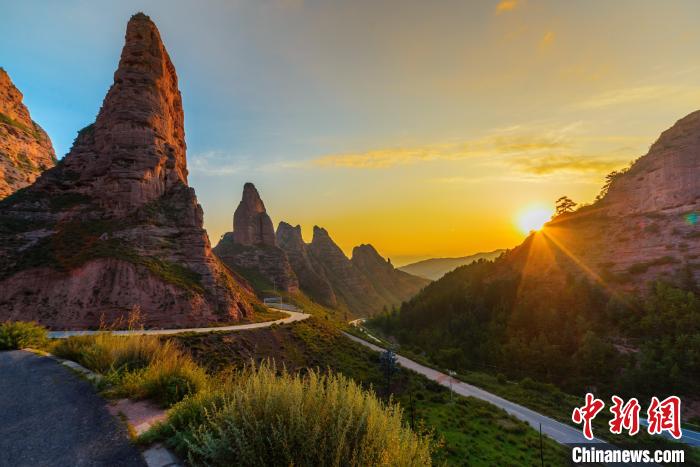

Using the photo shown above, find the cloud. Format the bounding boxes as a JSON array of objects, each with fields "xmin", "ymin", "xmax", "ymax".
[
  {"xmin": 507, "ymin": 154, "xmax": 628, "ymax": 175},
  {"xmin": 313, "ymin": 122, "xmax": 637, "ymax": 180},
  {"xmin": 190, "ymin": 151, "xmax": 244, "ymax": 176},
  {"xmin": 576, "ymin": 85, "xmax": 700, "ymax": 109},
  {"xmin": 313, "ymin": 134, "xmax": 569, "ymax": 169},
  {"xmin": 495, "ymin": 0, "xmax": 519, "ymax": 14},
  {"xmin": 540, "ymin": 31, "xmax": 555, "ymax": 49}
]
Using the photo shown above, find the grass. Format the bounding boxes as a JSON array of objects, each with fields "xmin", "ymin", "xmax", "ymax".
[
  {"xmin": 143, "ymin": 362, "xmax": 433, "ymax": 466},
  {"xmin": 0, "ymin": 321, "xmax": 48, "ymax": 350},
  {"xmin": 47, "ymin": 321, "xmax": 434, "ymax": 465},
  {"xmin": 173, "ymin": 317, "xmax": 571, "ymax": 465},
  {"xmin": 53, "ymin": 333, "xmax": 208, "ymax": 407}
]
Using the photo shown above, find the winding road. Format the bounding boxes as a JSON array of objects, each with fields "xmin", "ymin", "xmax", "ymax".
[
  {"xmin": 343, "ymin": 332, "xmax": 700, "ymax": 449},
  {"xmin": 48, "ymin": 309, "xmax": 310, "ymax": 339}
]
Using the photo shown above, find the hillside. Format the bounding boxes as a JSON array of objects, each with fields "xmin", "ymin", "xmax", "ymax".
[
  {"xmin": 399, "ymin": 249, "xmax": 505, "ymax": 280},
  {"xmin": 371, "ymin": 109, "xmax": 700, "ymax": 403},
  {"xmin": 0, "ymin": 14, "xmax": 254, "ymax": 328},
  {"xmin": 0, "ymin": 68, "xmax": 56, "ymax": 199}
]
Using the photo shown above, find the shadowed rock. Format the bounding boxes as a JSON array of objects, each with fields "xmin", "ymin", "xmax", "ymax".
[{"xmin": 233, "ymin": 182, "xmax": 276, "ymax": 247}]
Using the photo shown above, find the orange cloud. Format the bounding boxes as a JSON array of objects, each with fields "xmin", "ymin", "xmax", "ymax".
[
  {"xmin": 508, "ymin": 154, "xmax": 628, "ymax": 175},
  {"xmin": 496, "ymin": 0, "xmax": 520, "ymax": 14},
  {"xmin": 540, "ymin": 31, "xmax": 555, "ymax": 49},
  {"xmin": 313, "ymin": 134, "xmax": 569, "ymax": 169}
]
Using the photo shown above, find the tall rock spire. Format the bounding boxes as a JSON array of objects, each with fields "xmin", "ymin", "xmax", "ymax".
[
  {"xmin": 233, "ymin": 182, "xmax": 277, "ymax": 246},
  {"xmin": 0, "ymin": 14, "xmax": 254, "ymax": 329},
  {"xmin": 59, "ymin": 12, "xmax": 187, "ymax": 215}
]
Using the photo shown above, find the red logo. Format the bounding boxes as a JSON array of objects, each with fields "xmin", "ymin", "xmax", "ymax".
[
  {"xmin": 647, "ymin": 396, "xmax": 682, "ymax": 439},
  {"xmin": 609, "ymin": 396, "xmax": 640, "ymax": 436},
  {"xmin": 572, "ymin": 393, "xmax": 605, "ymax": 440}
]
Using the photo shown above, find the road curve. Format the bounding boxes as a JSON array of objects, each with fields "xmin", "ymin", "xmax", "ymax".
[
  {"xmin": 49, "ymin": 309, "xmax": 310, "ymax": 339},
  {"xmin": 343, "ymin": 332, "xmax": 606, "ymax": 446},
  {"xmin": 0, "ymin": 350, "xmax": 145, "ymax": 467}
]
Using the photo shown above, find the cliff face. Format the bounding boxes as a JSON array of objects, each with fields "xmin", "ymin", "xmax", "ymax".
[
  {"xmin": 0, "ymin": 68, "xmax": 56, "ymax": 199},
  {"xmin": 276, "ymin": 222, "xmax": 337, "ymax": 306},
  {"xmin": 498, "ymin": 109, "xmax": 700, "ymax": 293},
  {"xmin": 214, "ymin": 183, "xmax": 298, "ymax": 293},
  {"xmin": 0, "ymin": 13, "xmax": 254, "ymax": 329},
  {"xmin": 276, "ymin": 225, "xmax": 428, "ymax": 315}
]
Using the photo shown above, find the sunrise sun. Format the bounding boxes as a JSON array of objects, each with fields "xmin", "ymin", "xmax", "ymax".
[{"xmin": 515, "ymin": 205, "xmax": 552, "ymax": 234}]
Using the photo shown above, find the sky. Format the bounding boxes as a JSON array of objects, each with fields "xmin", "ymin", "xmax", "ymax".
[{"xmin": 2, "ymin": 0, "xmax": 700, "ymax": 265}]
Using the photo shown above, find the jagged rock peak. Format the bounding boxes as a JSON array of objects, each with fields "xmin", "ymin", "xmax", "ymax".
[
  {"xmin": 56, "ymin": 12, "xmax": 187, "ymax": 214},
  {"xmin": 0, "ymin": 67, "xmax": 56, "ymax": 199},
  {"xmin": 352, "ymin": 244, "xmax": 394, "ymax": 272},
  {"xmin": 276, "ymin": 222, "xmax": 305, "ymax": 249},
  {"xmin": 233, "ymin": 182, "xmax": 276, "ymax": 246}
]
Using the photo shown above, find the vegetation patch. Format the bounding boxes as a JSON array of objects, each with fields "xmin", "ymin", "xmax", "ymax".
[
  {"xmin": 53, "ymin": 332, "xmax": 208, "ymax": 407},
  {"xmin": 0, "ymin": 111, "xmax": 41, "ymax": 139},
  {"xmin": 0, "ymin": 321, "xmax": 48, "ymax": 350},
  {"xmin": 144, "ymin": 362, "xmax": 433, "ymax": 466}
]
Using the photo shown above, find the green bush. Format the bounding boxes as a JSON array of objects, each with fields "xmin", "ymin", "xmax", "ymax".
[
  {"xmin": 0, "ymin": 321, "xmax": 48, "ymax": 350},
  {"xmin": 148, "ymin": 362, "xmax": 433, "ymax": 466}
]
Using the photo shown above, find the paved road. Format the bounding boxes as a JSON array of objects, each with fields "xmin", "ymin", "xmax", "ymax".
[
  {"xmin": 344, "ymin": 332, "xmax": 700, "ymax": 449},
  {"xmin": 344, "ymin": 332, "xmax": 608, "ymax": 445},
  {"xmin": 49, "ymin": 309, "xmax": 310, "ymax": 339},
  {"xmin": 0, "ymin": 350, "xmax": 145, "ymax": 467}
]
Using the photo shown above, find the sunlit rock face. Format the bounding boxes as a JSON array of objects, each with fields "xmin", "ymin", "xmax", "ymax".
[
  {"xmin": 0, "ymin": 68, "xmax": 56, "ymax": 199},
  {"xmin": 214, "ymin": 183, "xmax": 299, "ymax": 293},
  {"xmin": 0, "ymin": 13, "xmax": 255, "ymax": 329},
  {"xmin": 500, "ymin": 109, "xmax": 700, "ymax": 293}
]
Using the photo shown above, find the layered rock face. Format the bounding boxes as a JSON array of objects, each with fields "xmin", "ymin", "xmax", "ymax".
[
  {"xmin": 0, "ymin": 13, "xmax": 254, "ymax": 328},
  {"xmin": 277, "ymin": 225, "xmax": 429, "ymax": 315},
  {"xmin": 501, "ymin": 109, "xmax": 700, "ymax": 292},
  {"xmin": 214, "ymin": 183, "xmax": 298, "ymax": 293},
  {"xmin": 0, "ymin": 68, "xmax": 56, "ymax": 199},
  {"xmin": 276, "ymin": 222, "xmax": 337, "ymax": 306}
]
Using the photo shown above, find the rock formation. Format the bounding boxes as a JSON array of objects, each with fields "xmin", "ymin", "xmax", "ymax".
[
  {"xmin": 277, "ymin": 224, "xmax": 429, "ymax": 315},
  {"xmin": 0, "ymin": 68, "xmax": 56, "ymax": 199},
  {"xmin": 214, "ymin": 183, "xmax": 299, "ymax": 293},
  {"xmin": 276, "ymin": 222, "xmax": 337, "ymax": 306},
  {"xmin": 232, "ymin": 183, "xmax": 277, "ymax": 246},
  {"xmin": 0, "ymin": 13, "xmax": 254, "ymax": 328}
]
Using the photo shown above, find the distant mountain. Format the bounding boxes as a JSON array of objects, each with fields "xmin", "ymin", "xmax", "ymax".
[
  {"xmin": 0, "ymin": 67, "xmax": 56, "ymax": 199},
  {"xmin": 399, "ymin": 250, "xmax": 505, "ymax": 280},
  {"xmin": 0, "ymin": 14, "xmax": 255, "ymax": 329}
]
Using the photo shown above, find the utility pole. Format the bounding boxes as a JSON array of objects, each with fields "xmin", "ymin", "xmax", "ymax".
[{"xmin": 539, "ymin": 423, "xmax": 544, "ymax": 467}]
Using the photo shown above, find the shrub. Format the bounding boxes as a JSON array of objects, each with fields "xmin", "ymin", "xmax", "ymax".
[
  {"xmin": 149, "ymin": 362, "xmax": 433, "ymax": 466},
  {"xmin": 54, "ymin": 333, "xmax": 207, "ymax": 406},
  {"xmin": 116, "ymin": 348, "xmax": 208, "ymax": 406},
  {"xmin": 0, "ymin": 321, "xmax": 48, "ymax": 350}
]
